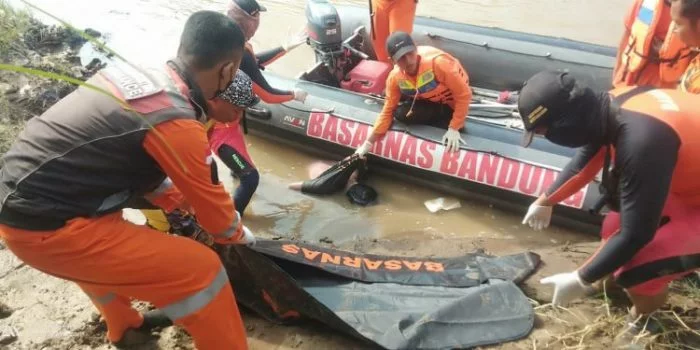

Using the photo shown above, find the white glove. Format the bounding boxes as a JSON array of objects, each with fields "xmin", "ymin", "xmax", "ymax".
[
  {"xmin": 540, "ymin": 271, "xmax": 594, "ymax": 307},
  {"xmin": 292, "ymin": 88, "xmax": 308, "ymax": 103},
  {"xmin": 282, "ymin": 26, "xmax": 308, "ymax": 52},
  {"xmin": 355, "ymin": 140, "xmax": 373, "ymax": 157},
  {"xmin": 522, "ymin": 203, "xmax": 553, "ymax": 231},
  {"xmin": 441, "ymin": 128, "xmax": 464, "ymax": 153},
  {"xmin": 238, "ymin": 225, "xmax": 256, "ymax": 247}
]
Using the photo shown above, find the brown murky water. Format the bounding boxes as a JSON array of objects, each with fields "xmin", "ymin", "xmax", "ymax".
[{"xmin": 12, "ymin": 0, "xmax": 629, "ymax": 247}]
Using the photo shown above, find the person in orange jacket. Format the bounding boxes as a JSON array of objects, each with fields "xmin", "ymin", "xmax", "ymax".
[
  {"xmin": 670, "ymin": 0, "xmax": 700, "ymax": 93},
  {"xmin": 355, "ymin": 31, "xmax": 472, "ymax": 155},
  {"xmin": 370, "ymin": 0, "xmax": 418, "ymax": 62},
  {"xmin": 613, "ymin": 0, "xmax": 694, "ymax": 88},
  {"xmin": 0, "ymin": 11, "xmax": 254, "ymax": 350}
]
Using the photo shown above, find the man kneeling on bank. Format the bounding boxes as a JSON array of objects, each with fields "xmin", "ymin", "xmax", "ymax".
[{"xmin": 355, "ymin": 31, "xmax": 472, "ymax": 155}]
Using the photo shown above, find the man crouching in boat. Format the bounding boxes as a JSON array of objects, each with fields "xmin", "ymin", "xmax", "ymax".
[
  {"xmin": 517, "ymin": 70, "xmax": 700, "ymax": 340},
  {"xmin": 355, "ymin": 31, "xmax": 472, "ymax": 155}
]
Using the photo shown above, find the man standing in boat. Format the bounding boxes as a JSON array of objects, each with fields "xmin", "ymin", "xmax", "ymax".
[
  {"xmin": 355, "ymin": 31, "xmax": 472, "ymax": 155},
  {"xmin": 517, "ymin": 70, "xmax": 700, "ymax": 339},
  {"xmin": 670, "ymin": 0, "xmax": 700, "ymax": 92},
  {"xmin": 612, "ymin": 0, "xmax": 694, "ymax": 88},
  {"xmin": 369, "ymin": 0, "xmax": 418, "ymax": 62}
]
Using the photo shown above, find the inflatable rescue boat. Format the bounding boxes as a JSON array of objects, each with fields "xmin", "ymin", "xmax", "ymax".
[{"xmin": 244, "ymin": 1, "xmax": 617, "ymax": 233}]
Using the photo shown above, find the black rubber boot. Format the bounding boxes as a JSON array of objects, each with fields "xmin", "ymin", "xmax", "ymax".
[{"xmin": 112, "ymin": 310, "xmax": 173, "ymax": 348}]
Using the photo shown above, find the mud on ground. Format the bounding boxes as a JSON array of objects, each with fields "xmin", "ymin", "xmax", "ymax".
[
  {"xmin": 0, "ymin": 1, "xmax": 104, "ymax": 155},
  {"xmin": 0, "ymin": 6, "xmax": 699, "ymax": 350},
  {"xmin": 1, "ymin": 236, "xmax": 699, "ymax": 350}
]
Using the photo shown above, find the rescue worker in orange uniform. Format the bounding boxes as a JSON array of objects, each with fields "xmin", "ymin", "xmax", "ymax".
[
  {"xmin": 517, "ymin": 70, "xmax": 700, "ymax": 340},
  {"xmin": 670, "ymin": 0, "xmax": 700, "ymax": 93},
  {"xmin": 613, "ymin": 0, "xmax": 694, "ymax": 88},
  {"xmin": 355, "ymin": 31, "xmax": 472, "ymax": 155},
  {"xmin": 370, "ymin": 0, "xmax": 418, "ymax": 62},
  {"xmin": 142, "ymin": 0, "xmax": 310, "ymax": 231},
  {"xmin": 0, "ymin": 11, "xmax": 255, "ymax": 349}
]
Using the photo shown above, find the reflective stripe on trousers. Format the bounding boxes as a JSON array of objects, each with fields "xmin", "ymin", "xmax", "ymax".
[
  {"xmin": 90, "ymin": 292, "xmax": 117, "ymax": 305},
  {"xmin": 161, "ymin": 266, "xmax": 229, "ymax": 321}
]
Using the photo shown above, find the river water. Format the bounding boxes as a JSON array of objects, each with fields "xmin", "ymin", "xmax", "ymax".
[{"xmin": 10, "ymin": 0, "xmax": 629, "ymax": 247}]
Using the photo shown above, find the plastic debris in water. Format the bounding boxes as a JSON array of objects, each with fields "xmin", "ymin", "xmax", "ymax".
[{"xmin": 424, "ymin": 197, "xmax": 461, "ymax": 213}]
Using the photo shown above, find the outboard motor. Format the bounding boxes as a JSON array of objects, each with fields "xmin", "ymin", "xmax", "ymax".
[
  {"xmin": 305, "ymin": 0, "xmax": 369, "ymax": 85},
  {"xmin": 306, "ymin": 0, "xmax": 342, "ymax": 64},
  {"xmin": 305, "ymin": 0, "xmax": 346, "ymax": 83}
]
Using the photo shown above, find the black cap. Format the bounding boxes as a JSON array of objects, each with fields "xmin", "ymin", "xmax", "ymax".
[
  {"xmin": 386, "ymin": 31, "xmax": 416, "ymax": 62},
  {"xmin": 517, "ymin": 70, "xmax": 577, "ymax": 148},
  {"xmin": 233, "ymin": 0, "xmax": 267, "ymax": 15}
]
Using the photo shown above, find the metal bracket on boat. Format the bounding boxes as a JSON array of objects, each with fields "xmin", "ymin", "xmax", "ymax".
[{"xmin": 245, "ymin": 106, "xmax": 272, "ymax": 120}]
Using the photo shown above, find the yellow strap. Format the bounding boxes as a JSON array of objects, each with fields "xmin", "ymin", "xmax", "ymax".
[{"xmin": 204, "ymin": 119, "xmax": 215, "ymax": 132}]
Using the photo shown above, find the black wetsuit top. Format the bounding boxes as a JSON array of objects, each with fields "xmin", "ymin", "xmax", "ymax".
[
  {"xmin": 546, "ymin": 110, "xmax": 681, "ymax": 283},
  {"xmin": 240, "ymin": 47, "xmax": 294, "ymax": 102}
]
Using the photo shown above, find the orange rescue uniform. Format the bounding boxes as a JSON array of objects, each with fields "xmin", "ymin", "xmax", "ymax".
[
  {"xmin": 371, "ymin": 0, "xmax": 418, "ymax": 62},
  {"xmin": 0, "ymin": 64, "xmax": 249, "ymax": 349},
  {"xmin": 372, "ymin": 46, "xmax": 472, "ymax": 136},
  {"xmin": 679, "ymin": 54, "xmax": 700, "ymax": 93},
  {"xmin": 613, "ymin": 0, "xmax": 692, "ymax": 88}
]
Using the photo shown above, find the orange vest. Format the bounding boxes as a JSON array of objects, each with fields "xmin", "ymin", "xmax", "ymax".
[
  {"xmin": 614, "ymin": 0, "xmax": 692, "ymax": 88},
  {"xmin": 679, "ymin": 54, "xmax": 700, "ymax": 93},
  {"xmin": 611, "ymin": 87, "xmax": 700, "ymax": 205},
  {"xmin": 394, "ymin": 46, "xmax": 467, "ymax": 108}
]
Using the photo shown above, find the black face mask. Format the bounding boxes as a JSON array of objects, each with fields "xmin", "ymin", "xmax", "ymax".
[
  {"xmin": 544, "ymin": 89, "xmax": 607, "ymax": 149},
  {"xmin": 544, "ymin": 114, "xmax": 591, "ymax": 148}
]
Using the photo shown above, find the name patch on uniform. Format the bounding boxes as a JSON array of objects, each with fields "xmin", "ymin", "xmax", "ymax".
[{"xmin": 100, "ymin": 63, "xmax": 163, "ymax": 101}]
